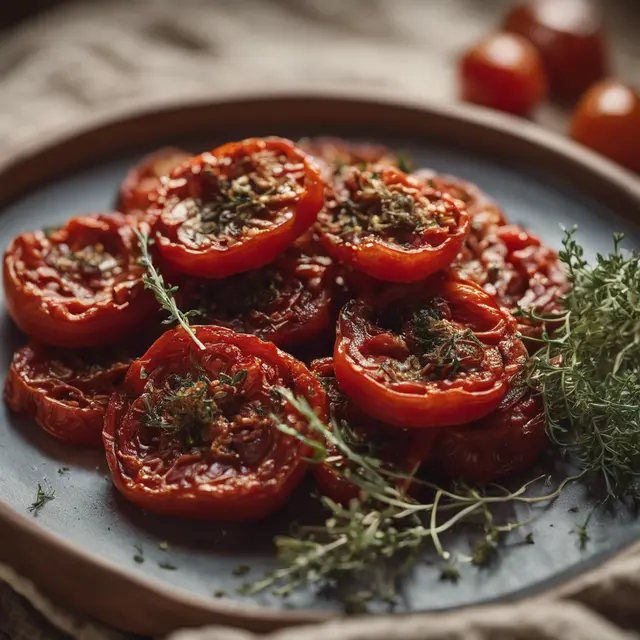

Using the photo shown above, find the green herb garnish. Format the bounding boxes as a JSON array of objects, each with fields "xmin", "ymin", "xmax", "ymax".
[
  {"xmin": 133, "ymin": 544, "xmax": 145, "ymax": 564},
  {"xmin": 28, "ymin": 482, "xmax": 55, "ymax": 515},
  {"xmin": 243, "ymin": 390, "xmax": 576, "ymax": 606},
  {"xmin": 134, "ymin": 227, "xmax": 204, "ymax": 350},
  {"xmin": 529, "ymin": 229, "xmax": 640, "ymax": 498}
]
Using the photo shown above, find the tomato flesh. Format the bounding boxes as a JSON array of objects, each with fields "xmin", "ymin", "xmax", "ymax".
[
  {"xmin": 103, "ymin": 326, "xmax": 327, "ymax": 521},
  {"xmin": 152, "ymin": 137, "xmax": 324, "ymax": 278},
  {"xmin": 433, "ymin": 371, "xmax": 548, "ymax": 483},
  {"xmin": 316, "ymin": 165, "xmax": 470, "ymax": 283},
  {"xmin": 118, "ymin": 147, "xmax": 191, "ymax": 218},
  {"xmin": 309, "ymin": 357, "xmax": 435, "ymax": 505},
  {"xmin": 5, "ymin": 343, "xmax": 134, "ymax": 446},
  {"xmin": 334, "ymin": 273, "xmax": 526, "ymax": 428},
  {"xmin": 3, "ymin": 213, "xmax": 157, "ymax": 348}
]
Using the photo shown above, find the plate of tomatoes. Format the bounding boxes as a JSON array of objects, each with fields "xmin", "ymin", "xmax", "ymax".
[{"xmin": 0, "ymin": 94, "xmax": 639, "ymax": 635}]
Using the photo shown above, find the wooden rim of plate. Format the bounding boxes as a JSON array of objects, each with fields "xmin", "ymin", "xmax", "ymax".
[{"xmin": 0, "ymin": 90, "xmax": 639, "ymax": 636}]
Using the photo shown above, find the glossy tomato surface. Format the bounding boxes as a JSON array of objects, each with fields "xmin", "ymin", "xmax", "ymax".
[
  {"xmin": 570, "ymin": 81, "xmax": 640, "ymax": 173},
  {"xmin": 118, "ymin": 147, "xmax": 191, "ymax": 218},
  {"xmin": 334, "ymin": 272, "xmax": 527, "ymax": 428},
  {"xmin": 151, "ymin": 137, "xmax": 324, "ymax": 278},
  {"xmin": 315, "ymin": 165, "xmax": 470, "ymax": 282},
  {"xmin": 3, "ymin": 212, "xmax": 157, "ymax": 348},
  {"xmin": 309, "ymin": 357, "xmax": 435, "ymax": 505},
  {"xmin": 457, "ymin": 224, "xmax": 568, "ymax": 340},
  {"xmin": 459, "ymin": 32, "xmax": 547, "ymax": 115},
  {"xmin": 298, "ymin": 137, "xmax": 401, "ymax": 181},
  {"xmin": 5, "ymin": 342, "xmax": 134, "ymax": 446},
  {"xmin": 433, "ymin": 371, "xmax": 548, "ymax": 483},
  {"xmin": 103, "ymin": 326, "xmax": 327, "ymax": 521},
  {"xmin": 181, "ymin": 242, "xmax": 335, "ymax": 348},
  {"xmin": 505, "ymin": 0, "xmax": 608, "ymax": 101}
]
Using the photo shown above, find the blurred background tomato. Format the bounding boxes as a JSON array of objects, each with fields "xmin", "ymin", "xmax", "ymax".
[{"xmin": 0, "ymin": 0, "xmax": 637, "ymax": 173}]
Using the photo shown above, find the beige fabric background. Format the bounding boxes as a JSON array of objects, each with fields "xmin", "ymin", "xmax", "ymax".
[{"xmin": 0, "ymin": 1, "xmax": 639, "ymax": 638}]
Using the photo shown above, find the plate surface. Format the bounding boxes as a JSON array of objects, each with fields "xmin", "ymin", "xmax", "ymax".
[{"xmin": 0, "ymin": 94, "xmax": 639, "ymax": 635}]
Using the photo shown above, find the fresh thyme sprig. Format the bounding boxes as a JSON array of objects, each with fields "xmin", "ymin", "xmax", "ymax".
[
  {"xmin": 133, "ymin": 227, "xmax": 205, "ymax": 350},
  {"xmin": 28, "ymin": 481, "xmax": 55, "ymax": 516},
  {"xmin": 528, "ymin": 228, "xmax": 640, "ymax": 498},
  {"xmin": 243, "ymin": 390, "xmax": 576, "ymax": 603}
]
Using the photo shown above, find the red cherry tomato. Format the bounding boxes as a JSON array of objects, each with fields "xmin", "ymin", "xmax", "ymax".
[
  {"xmin": 433, "ymin": 371, "xmax": 548, "ymax": 483},
  {"xmin": 103, "ymin": 326, "xmax": 327, "ymax": 521},
  {"xmin": 298, "ymin": 137, "xmax": 400, "ymax": 181},
  {"xmin": 505, "ymin": 0, "xmax": 608, "ymax": 102},
  {"xmin": 3, "ymin": 213, "xmax": 157, "ymax": 348},
  {"xmin": 334, "ymin": 273, "xmax": 527, "ymax": 428},
  {"xmin": 459, "ymin": 32, "xmax": 547, "ymax": 115},
  {"xmin": 309, "ymin": 358, "xmax": 435, "ymax": 505},
  {"xmin": 315, "ymin": 165, "xmax": 470, "ymax": 283},
  {"xmin": 570, "ymin": 81, "xmax": 640, "ymax": 173},
  {"xmin": 180, "ymin": 243, "xmax": 335, "ymax": 348},
  {"xmin": 4, "ymin": 343, "xmax": 135, "ymax": 446},
  {"xmin": 118, "ymin": 147, "xmax": 191, "ymax": 218},
  {"xmin": 151, "ymin": 137, "xmax": 324, "ymax": 278}
]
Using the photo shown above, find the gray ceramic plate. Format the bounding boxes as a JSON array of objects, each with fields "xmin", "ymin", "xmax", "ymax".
[{"xmin": 0, "ymin": 93, "xmax": 639, "ymax": 635}]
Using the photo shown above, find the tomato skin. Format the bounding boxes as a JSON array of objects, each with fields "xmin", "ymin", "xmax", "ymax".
[
  {"xmin": 316, "ymin": 166, "xmax": 470, "ymax": 283},
  {"xmin": 570, "ymin": 81, "xmax": 640, "ymax": 173},
  {"xmin": 181, "ymin": 243, "xmax": 335, "ymax": 348},
  {"xmin": 505, "ymin": 0, "xmax": 608, "ymax": 102},
  {"xmin": 152, "ymin": 137, "xmax": 324, "ymax": 278},
  {"xmin": 460, "ymin": 32, "xmax": 547, "ymax": 115},
  {"xmin": 118, "ymin": 147, "xmax": 191, "ymax": 218},
  {"xmin": 4, "ymin": 343, "xmax": 133, "ymax": 446},
  {"xmin": 433, "ymin": 372, "xmax": 548, "ymax": 483},
  {"xmin": 309, "ymin": 357, "xmax": 435, "ymax": 505},
  {"xmin": 411, "ymin": 169, "xmax": 507, "ymax": 232},
  {"xmin": 3, "ymin": 213, "xmax": 157, "ymax": 348},
  {"xmin": 334, "ymin": 274, "xmax": 526, "ymax": 429},
  {"xmin": 103, "ymin": 326, "xmax": 327, "ymax": 521}
]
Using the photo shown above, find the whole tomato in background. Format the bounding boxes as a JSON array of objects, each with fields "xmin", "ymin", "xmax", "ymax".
[
  {"xmin": 570, "ymin": 81, "xmax": 640, "ymax": 173},
  {"xmin": 459, "ymin": 32, "xmax": 547, "ymax": 116},
  {"xmin": 504, "ymin": 0, "xmax": 609, "ymax": 102}
]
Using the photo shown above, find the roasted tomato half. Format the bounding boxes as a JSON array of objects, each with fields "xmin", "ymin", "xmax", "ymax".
[
  {"xmin": 5, "ymin": 343, "xmax": 134, "ymax": 446},
  {"xmin": 118, "ymin": 147, "xmax": 191, "ymax": 218},
  {"xmin": 103, "ymin": 326, "xmax": 327, "ymax": 521},
  {"xmin": 309, "ymin": 358, "xmax": 435, "ymax": 505},
  {"xmin": 298, "ymin": 137, "xmax": 400, "ymax": 181},
  {"xmin": 334, "ymin": 273, "xmax": 526, "ymax": 428},
  {"xmin": 315, "ymin": 165, "xmax": 470, "ymax": 283},
  {"xmin": 3, "ymin": 213, "xmax": 157, "ymax": 348},
  {"xmin": 181, "ymin": 243, "xmax": 335, "ymax": 348},
  {"xmin": 457, "ymin": 224, "xmax": 568, "ymax": 339},
  {"xmin": 151, "ymin": 137, "xmax": 324, "ymax": 278},
  {"xmin": 411, "ymin": 169, "xmax": 507, "ymax": 237},
  {"xmin": 433, "ymin": 370, "xmax": 548, "ymax": 483}
]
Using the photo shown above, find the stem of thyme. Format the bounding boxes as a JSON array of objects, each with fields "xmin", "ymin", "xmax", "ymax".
[{"xmin": 134, "ymin": 227, "xmax": 205, "ymax": 351}]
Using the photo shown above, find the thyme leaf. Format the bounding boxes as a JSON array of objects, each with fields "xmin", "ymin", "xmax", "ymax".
[
  {"xmin": 528, "ymin": 228, "xmax": 640, "ymax": 498},
  {"xmin": 28, "ymin": 481, "xmax": 55, "ymax": 515},
  {"xmin": 134, "ymin": 227, "xmax": 205, "ymax": 351},
  {"xmin": 243, "ymin": 390, "xmax": 578, "ymax": 606}
]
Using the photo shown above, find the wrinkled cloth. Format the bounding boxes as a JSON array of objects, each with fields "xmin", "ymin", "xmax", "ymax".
[{"xmin": 0, "ymin": 1, "xmax": 639, "ymax": 639}]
